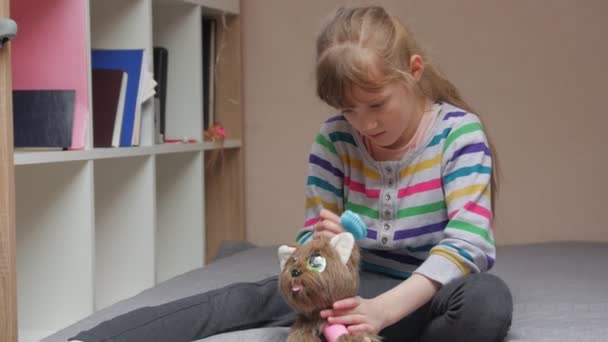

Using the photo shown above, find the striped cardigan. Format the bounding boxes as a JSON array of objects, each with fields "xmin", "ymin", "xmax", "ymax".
[{"xmin": 296, "ymin": 102, "xmax": 495, "ymax": 285}]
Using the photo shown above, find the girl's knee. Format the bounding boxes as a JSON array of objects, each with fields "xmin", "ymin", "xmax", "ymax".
[
  {"xmin": 468, "ymin": 273, "xmax": 513, "ymax": 306},
  {"xmin": 422, "ymin": 273, "xmax": 513, "ymax": 342},
  {"xmin": 466, "ymin": 273, "xmax": 513, "ymax": 338}
]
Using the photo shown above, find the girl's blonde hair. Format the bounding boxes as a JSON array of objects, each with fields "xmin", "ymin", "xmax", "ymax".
[{"xmin": 315, "ymin": 5, "xmax": 499, "ymax": 203}]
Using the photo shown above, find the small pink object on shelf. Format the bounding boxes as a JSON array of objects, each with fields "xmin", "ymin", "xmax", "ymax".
[
  {"xmin": 204, "ymin": 123, "xmax": 226, "ymax": 143},
  {"xmin": 164, "ymin": 138, "xmax": 198, "ymax": 144},
  {"xmin": 323, "ymin": 323, "xmax": 349, "ymax": 342}
]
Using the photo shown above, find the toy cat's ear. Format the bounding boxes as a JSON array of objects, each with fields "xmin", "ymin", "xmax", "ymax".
[
  {"xmin": 330, "ymin": 232, "xmax": 355, "ymax": 265},
  {"xmin": 278, "ymin": 245, "xmax": 297, "ymax": 271}
]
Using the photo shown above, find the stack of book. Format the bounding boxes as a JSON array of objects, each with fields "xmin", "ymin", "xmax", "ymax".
[{"xmin": 91, "ymin": 49, "xmax": 156, "ymax": 147}]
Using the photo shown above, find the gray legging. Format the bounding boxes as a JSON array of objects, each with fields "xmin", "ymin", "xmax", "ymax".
[{"xmin": 71, "ymin": 271, "xmax": 512, "ymax": 342}]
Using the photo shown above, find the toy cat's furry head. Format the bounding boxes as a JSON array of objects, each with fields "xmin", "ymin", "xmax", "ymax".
[{"xmin": 277, "ymin": 233, "xmax": 360, "ymax": 316}]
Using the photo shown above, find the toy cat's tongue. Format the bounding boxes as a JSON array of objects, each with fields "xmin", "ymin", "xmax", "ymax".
[{"xmin": 291, "ymin": 282, "xmax": 303, "ymax": 293}]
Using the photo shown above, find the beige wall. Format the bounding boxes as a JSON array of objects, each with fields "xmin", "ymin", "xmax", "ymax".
[{"xmin": 241, "ymin": 0, "xmax": 608, "ymax": 246}]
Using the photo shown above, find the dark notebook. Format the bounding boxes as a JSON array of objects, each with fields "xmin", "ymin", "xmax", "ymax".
[
  {"xmin": 153, "ymin": 47, "xmax": 168, "ymax": 140},
  {"xmin": 92, "ymin": 69, "xmax": 126, "ymax": 147},
  {"xmin": 202, "ymin": 18, "xmax": 216, "ymax": 131},
  {"xmin": 13, "ymin": 90, "xmax": 75, "ymax": 148}
]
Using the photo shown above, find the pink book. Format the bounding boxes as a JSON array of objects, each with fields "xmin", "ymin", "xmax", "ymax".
[{"xmin": 11, "ymin": 0, "xmax": 90, "ymax": 150}]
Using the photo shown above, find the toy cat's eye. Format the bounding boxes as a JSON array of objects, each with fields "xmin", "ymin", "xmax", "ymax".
[{"xmin": 306, "ymin": 253, "xmax": 327, "ymax": 272}]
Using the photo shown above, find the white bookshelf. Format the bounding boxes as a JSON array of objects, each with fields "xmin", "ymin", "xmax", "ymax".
[{"xmin": 11, "ymin": 0, "xmax": 243, "ymax": 341}]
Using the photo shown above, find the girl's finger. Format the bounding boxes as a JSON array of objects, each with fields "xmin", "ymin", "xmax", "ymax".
[
  {"xmin": 315, "ymin": 219, "xmax": 344, "ymax": 234},
  {"xmin": 328, "ymin": 314, "xmax": 366, "ymax": 325},
  {"xmin": 333, "ymin": 296, "xmax": 360, "ymax": 310},
  {"xmin": 347, "ymin": 324, "xmax": 375, "ymax": 334},
  {"xmin": 324, "ymin": 309, "xmax": 352, "ymax": 318},
  {"xmin": 313, "ymin": 230, "xmax": 335, "ymax": 240},
  {"xmin": 320, "ymin": 209, "xmax": 341, "ymax": 223},
  {"xmin": 320, "ymin": 309, "xmax": 333, "ymax": 318},
  {"xmin": 320, "ymin": 308, "xmax": 353, "ymax": 319}
]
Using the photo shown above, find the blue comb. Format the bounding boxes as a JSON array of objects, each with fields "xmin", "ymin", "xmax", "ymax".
[{"xmin": 340, "ymin": 210, "xmax": 367, "ymax": 240}]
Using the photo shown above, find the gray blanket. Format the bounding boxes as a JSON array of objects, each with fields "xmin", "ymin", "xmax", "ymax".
[{"xmin": 44, "ymin": 242, "xmax": 608, "ymax": 342}]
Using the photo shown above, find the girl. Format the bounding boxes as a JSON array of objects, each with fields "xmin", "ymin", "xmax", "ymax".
[
  {"xmin": 295, "ymin": 5, "xmax": 512, "ymax": 341},
  {"xmin": 71, "ymin": 5, "xmax": 512, "ymax": 342}
]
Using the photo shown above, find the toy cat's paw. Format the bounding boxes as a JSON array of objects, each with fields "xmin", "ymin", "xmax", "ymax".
[
  {"xmin": 287, "ymin": 328, "xmax": 322, "ymax": 342},
  {"xmin": 336, "ymin": 333, "xmax": 382, "ymax": 342}
]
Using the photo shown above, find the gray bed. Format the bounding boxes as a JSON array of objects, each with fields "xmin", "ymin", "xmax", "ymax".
[{"xmin": 44, "ymin": 242, "xmax": 608, "ymax": 342}]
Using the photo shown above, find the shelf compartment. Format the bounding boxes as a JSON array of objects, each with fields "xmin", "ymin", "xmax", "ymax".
[
  {"xmin": 94, "ymin": 156, "xmax": 156, "ymax": 310},
  {"xmin": 156, "ymin": 152, "xmax": 204, "ymax": 283},
  {"xmin": 153, "ymin": 3, "xmax": 203, "ymax": 142},
  {"xmin": 15, "ymin": 161, "xmax": 94, "ymax": 337},
  {"xmin": 10, "ymin": 0, "xmax": 91, "ymax": 150},
  {"xmin": 153, "ymin": 0, "xmax": 240, "ymax": 15},
  {"xmin": 90, "ymin": 0, "xmax": 155, "ymax": 146}
]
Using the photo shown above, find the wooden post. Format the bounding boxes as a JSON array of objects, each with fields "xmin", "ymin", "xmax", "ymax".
[
  {"xmin": 205, "ymin": 14, "xmax": 245, "ymax": 262},
  {"xmin": 0, "ymin": 0, "xmax": 18, "ymax": 340}
]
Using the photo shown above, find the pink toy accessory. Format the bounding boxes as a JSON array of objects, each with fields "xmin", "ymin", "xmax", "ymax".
[{"xmin": 323, "ymin": 323, "xmax": 349, "ymax": 342}]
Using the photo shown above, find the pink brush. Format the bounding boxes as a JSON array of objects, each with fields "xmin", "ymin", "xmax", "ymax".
[{"xmin": 323, "ymin": 323, "xmax": 349, "ymax": 342}]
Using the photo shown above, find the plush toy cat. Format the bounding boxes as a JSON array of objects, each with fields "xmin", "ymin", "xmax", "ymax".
[{"xmin": 278, "ymin": 232, "xmax": 381, "ymax": 342}]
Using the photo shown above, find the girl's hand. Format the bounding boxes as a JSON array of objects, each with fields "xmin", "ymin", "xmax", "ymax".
[
  {"xmin": 319, "ymin": 296, "xmax": 387, "ymax": 335},
  {"xmin": 313, "ymin": 209, "xmax": 345, "ymax": 240}
]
